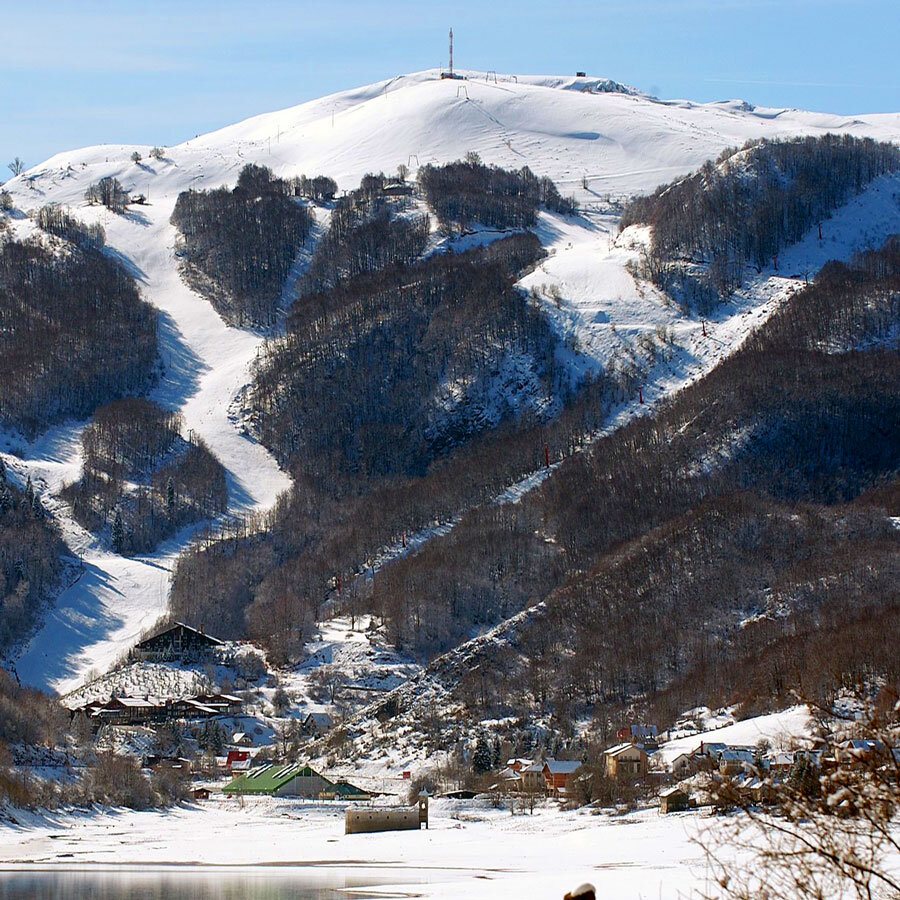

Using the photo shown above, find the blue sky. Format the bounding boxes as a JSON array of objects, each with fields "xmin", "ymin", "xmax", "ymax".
[{"xmin": 3, "ymin": 0, "xmax": 898, "ymax": 171}]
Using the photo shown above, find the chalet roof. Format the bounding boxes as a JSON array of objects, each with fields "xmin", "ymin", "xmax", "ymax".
[
  {"xmin": 232, "ymin": 732, "xmax": 247, "ymax": 743},
  {"xmin": 720, "ymin": 749, "xmax": 755, "ymax": 762},
  {"xmin": 769, "ymin": 751, "xmax": 796, "ymax": 766},
  {"xmin": 180, "ymin": 700, "xmax": 218, "ymax": 715},
  {"xmin": 840, "ymin": 738, "xmax": 885, "ymax": 751},
  {"xmin": 109, "ymin": 696, "xmax": 165, "ymax": 708},
  {"xmin": 543, "ymin": 759, "xmax": 582, "ymax": 775},
  {"xmin": 136, "ymin": 622, "xmax": 223, "ymax": 649},
  {"xmin": 304, "ymin": 712, "xmax": 333, "ymax": 725},
  {"xmin": 605, "ymin": 742, "xmax": 646, "ymax": 757},
  {"xmin": 522, "ymin": 761, "xmax": 545, "ymax": 773},
  {"xmin": 659, "ymin": 786, "xmax": 688, "ymax": 798},
  {"xmin": 697, "ymin": 742, "xmax": 728, "ymax": 755}
]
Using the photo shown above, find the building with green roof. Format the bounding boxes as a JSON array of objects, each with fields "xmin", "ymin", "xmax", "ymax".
[
  {"xmin": 223, "ymin": 763, "xmax": 333, "ymax": 797},
  {"xmin": 321, "ymin": 780, "xmax": 372, "ymax": 801}
]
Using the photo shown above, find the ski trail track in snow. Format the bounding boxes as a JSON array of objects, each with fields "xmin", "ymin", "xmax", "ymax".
[
  {"xmin": 8, "ymin": 189, "xmax": 291, "ymax": 694},
  {"xmin": 343, "ymin": 170, "xmax": 900, "ymax": 588},
  {"xmin": 4, "ymin": 69, "xmax": 899, "ymax": 692}
]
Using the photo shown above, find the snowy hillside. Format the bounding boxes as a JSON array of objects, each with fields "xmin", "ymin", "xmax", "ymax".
[{"xmin": 2, "ymin": 68, "xmax": 899, "ymax": 694}]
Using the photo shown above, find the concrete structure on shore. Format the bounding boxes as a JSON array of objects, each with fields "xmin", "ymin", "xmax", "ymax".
[{"xmin": 345, "ymin": 792, "xmax": 429, "ymax": 834}]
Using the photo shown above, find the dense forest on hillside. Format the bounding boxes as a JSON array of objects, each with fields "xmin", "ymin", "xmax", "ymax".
[
  {"xmin": 0, "ymin": 463, "xmax": 67, "ymax": 657},
  {"xmin": 36, "ymin": 205, "xmax": 105, "ymax": 251},
  {"xmin": 170, "ymin": 167, "xmax": 612, "ymax": 658},
  {"xmin": 0, "ymin": 669, "xmax": 67, "ymax": 747},
  {"xmin": 170, "ymin": 362, "xmax": 624, "ymax": 658},
  {"xmin": 369, "ymin": 236, "xmax": 900, "ymax": 729},
  {"xmin": 61, "ymin": 399, "xmax": 227, "ymax": 555},
  {"xmin": 418, "ymin": 157, "xmax": 576, "ymax": 229},
  {"xmin": 295, "ymin": 173, "xmax": 428, "ymax": 300},
  {"xmin": 621, "ymin": 134, "xmax": 900, "ymax": 309},
  {"xmin": 251, "ymin": 233, "xmax": 560, "ymax": 484},
  {"xmin": 171, "ymin": 164, "xmax": 313, "ymax": 327},
  {"xmin": 169, "ymin": 155, "xmax": 898, "ymax": 737},
  {"xmin": 0, "ymin": 234, "xmax": 157, "ymax": 435}
]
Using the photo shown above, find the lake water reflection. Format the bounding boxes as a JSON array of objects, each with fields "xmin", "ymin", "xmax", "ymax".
[{"xmin": 0, "ymin": 866, "xmax": 423, "ymax": 899}]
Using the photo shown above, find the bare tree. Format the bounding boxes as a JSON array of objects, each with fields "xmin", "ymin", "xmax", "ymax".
[
  {"xmin": 699, "ymin": 702, "xmax": 900, "ymax": 900},
  {"xmin": 7, "ymin": 157, "xmax": 24, "ymax": 177}
]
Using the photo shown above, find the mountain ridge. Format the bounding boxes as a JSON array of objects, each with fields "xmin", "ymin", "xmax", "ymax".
[{"xmin": 1, "ymin": 69, "xmax": 898, "ymax": 694}]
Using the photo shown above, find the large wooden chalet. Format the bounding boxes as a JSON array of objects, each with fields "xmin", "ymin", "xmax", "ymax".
[
  {"xmin": 72, "ymin": 691, "xmax": 242, "ymax": 727},
  {"xmin": 134, "ymin": 622, "xmax": 223, "ymax": 662}
]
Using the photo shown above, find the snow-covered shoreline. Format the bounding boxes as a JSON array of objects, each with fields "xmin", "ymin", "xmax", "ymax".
[{"xmin": 0, "ymin": 796, "xmax": 713, "ymax": 899}]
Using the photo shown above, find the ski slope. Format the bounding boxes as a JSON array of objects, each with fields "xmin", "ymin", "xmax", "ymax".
[{"xmin": 3, "ymin": 68, "xmax": 899, "ymax": 693}]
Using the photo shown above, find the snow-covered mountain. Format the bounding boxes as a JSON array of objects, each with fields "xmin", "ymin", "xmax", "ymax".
[{"xmin": 3, "ymin": 68, "xmax": 899, "ymax": 694}]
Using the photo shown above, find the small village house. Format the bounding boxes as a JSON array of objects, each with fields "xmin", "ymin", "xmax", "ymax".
[
  {"xmin": 542, "ymin": 759, "xmax": 582, "ymax": 795},
  {"xmin": 225, "ymin": 749, "xmax": 250, "ymax": 770},
  {"xmin": 767, "ymin": 751, "xmax": 797, "ymax": 774},
  {"xmin": 320, "ymin": 780, "xmax": 372, "ymax": 801},
  {"xmin": 669, "ymin": 752, "xmax": 695, "ymax": 777},
  {"xmin": 604, "ymin": 743, "xmax": 649, "ymax": 779},
  {"xmin": 72, "ymin": 691, "xmax": 243, "ymax": 728},
  {"xmin": 659, "ymin": 786, "xmax": 689, "ymax": 814},
  {"xmin": 191, "ymin": 693, "xmax": 243, "ymax": 716},
  {"xmin": 302, "ymin": 712, "xmax": 333, "ymax": 736},
  {"xmin": 520, "ymin": 761, "xmax": 547, "ymax": 792},
  {"xmin": 231, "ymin": 731, "xmax": 251, "ymax": 747},
  {"xmin": 718, "ymin": 748, "xmax": 755, "ymax": 777},
  {"xmin": 835, "ymin": 739, "xmax": 888, "ymax": 767}
]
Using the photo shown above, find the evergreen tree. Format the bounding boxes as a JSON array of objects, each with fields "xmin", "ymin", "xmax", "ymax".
[
  {"xmin": 473, "ymin": 735, "xmax": 493, "ymax": 774},
  {"xmin": 166, "ymin": 476, "xmax": 176, "ymax": 516},
  {"xmin": 0, "ymin": 482, "xmax": 13, "ymax": 514},
  {"xmin": 22, "ymin": 475, "xmax": 33, "ymax": 510},
  {"xmin": 212, "ymin": 722, "xmax": 224, "ymax": 754},
  {"xmin": 0, "ymin": 456, "xmax": 6, "ymax": 480},
  {"xmin": 111, "ymin": 508, "xmax": 125, "ymax": 554}
]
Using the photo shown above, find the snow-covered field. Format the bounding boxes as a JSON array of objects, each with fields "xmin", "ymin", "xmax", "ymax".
[
  {"xmin": 3, "ymin": 68, "xmax": 899, "ymax": 695},
  {"xmin": 0, "ymin": 796, "xmax": 721, "ymax": 899}
]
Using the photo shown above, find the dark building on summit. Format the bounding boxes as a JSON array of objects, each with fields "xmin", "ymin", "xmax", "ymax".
[{"xmin": 134, "ymin": 622, "xmax": 223, "ymax": 662}]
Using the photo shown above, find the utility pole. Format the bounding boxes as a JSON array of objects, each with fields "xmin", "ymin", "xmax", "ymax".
[{"xmin": 449, "ymin": 28, "xmax": 453, "ymax": 77}]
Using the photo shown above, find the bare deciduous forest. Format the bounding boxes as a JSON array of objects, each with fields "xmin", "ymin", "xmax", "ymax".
[
  {"xmin": 0, "ymin": 465, "xmax": 67, "ymax": 656},
  {"xmin": 418, "ymin": 157, "xmax": 576, "ymax": 229},
  {"xmin": 621, "ymin": 135, "xmax": 900, "ymax": 309},
  {"xmin": 61, "ymin": 399, "xmax": 228, "ymax": 555},
  {"xmin": 371, "ymin": 235, "xmax": 900, "ymax": 734},
  {"xmin": 295, "ymin": 173, "xmax": 429, "ymax": 299},
  {"xmin": 171, "ymin": 164, "xmax": 314, "ymax": 327},
  {"xmin": 0, "ymin": 235, "xmax": 157, "ymax": 435},
  {"xmin": 252, "ymin": 232, "xmax": 560, "ymax": 485}
]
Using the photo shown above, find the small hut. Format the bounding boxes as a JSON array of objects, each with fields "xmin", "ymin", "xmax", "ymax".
[{"xmin": 659, "ymin": 786, "xmax": 689, "ymax": 814}]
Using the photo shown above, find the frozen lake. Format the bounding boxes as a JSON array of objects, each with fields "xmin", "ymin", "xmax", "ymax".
[{"xmin": 0, "ymin": 866, "xmax": 431, "ymax": 899}]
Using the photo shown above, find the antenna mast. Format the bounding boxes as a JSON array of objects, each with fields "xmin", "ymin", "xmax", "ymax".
[{"xmin": 449, "ymin": 28, "xmax": 453, "ymax": 77}]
